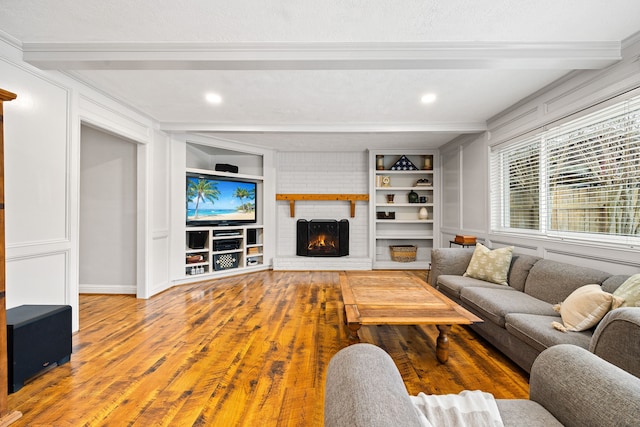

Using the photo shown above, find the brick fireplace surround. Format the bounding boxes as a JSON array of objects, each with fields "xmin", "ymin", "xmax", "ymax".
[{"xmin": 273, "ymin": 152, "xmax": 372, "ymax": 270}]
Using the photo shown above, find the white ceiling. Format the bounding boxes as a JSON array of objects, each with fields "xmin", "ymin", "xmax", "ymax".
[{"xmin": 1, "ymin": 0, "xmax": 640, "ymax": 151}]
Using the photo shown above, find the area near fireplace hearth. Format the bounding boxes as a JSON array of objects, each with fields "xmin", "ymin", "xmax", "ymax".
[
  {"xmin": 273, "ymin": 149, "xmax": 439, "ymax": 271},
  {"xmin": 274, "ymin": 151, "xmax": 371, "ymax": 270}
]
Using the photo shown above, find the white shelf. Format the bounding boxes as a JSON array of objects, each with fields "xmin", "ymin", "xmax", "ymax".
[
  {"xmin": 375, "ymin": 170, "xmax": 433, "ymax": 175},
  {"xmin": 376, "ymin": 219, "xmax": 433, "ymax": 224},
  {"xmin": 186, "ymin": 167, "xmax": 263, "ymax": 182},
  {"xmin": 376, "ymin": 203, "xmax": 433, "ymax": 208},
  {"xmin": 376, "ymin": 186, "xmax": 433, "ymax": 191},
  {"xmin": 184, "ymin": 225, "xmax": 265, "ymax": 276},
  {"xmin": 376, "ymin": 234, "xmax": 434, "ymax": 240},
  {"xmin": 370, "ymin": 150, "xmax": 439, "ymax": 270}
]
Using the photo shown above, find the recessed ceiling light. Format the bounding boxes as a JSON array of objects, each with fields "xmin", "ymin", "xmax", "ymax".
[
  {"xmin": 205, "ymin": 93, "xmax": 223, "ymax": 104},
  {"xmin": 421, "ymin": 93, "xmax": 437, "ymax": 104}
]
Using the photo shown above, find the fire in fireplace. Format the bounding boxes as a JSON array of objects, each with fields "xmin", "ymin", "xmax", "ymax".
[{"xmin": 297, "ymin": 219, "xmax": 349, "ymax": 257}]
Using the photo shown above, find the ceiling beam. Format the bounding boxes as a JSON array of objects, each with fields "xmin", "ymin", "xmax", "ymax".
[
  {"xmin": 158, "ymin": 122, "xmax": 487, "ymax": 133},
  {"xmin": 22, "ymin": 41, "xmax": 621, "ymax": 70}
]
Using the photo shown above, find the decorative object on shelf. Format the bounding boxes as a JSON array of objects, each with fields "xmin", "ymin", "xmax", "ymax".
[
  {"xmin": 390, "ymin": 155, "xmax": 419, "ymax": 170},
  {"xmin": 376, "ymin": 155, "xmax": 385, "ymax": 170},
  {"xmin": 416, "ymin": 178, "xmax": 431, "ymax": 186},
  {"xmin": 419, "ymin": 207, "xmax": 429, "ymax": 220},
  {"xmin": 186, "ymin": 254, "xmax": 204, "ymax": 264},
  {"xmin": 214, "ymin": 253, "xmax": 239, "ymax": 270},
  {"xmin": 407, "ymin": 190, "xmax": 419, "ymax": 203},
  {"xmin": 423, "ymin": 155, "xmax": 433, "ymax": 170},
  {"xmin": 380, "ymin": 175, "xmax": 391, "ymax": 187},
  {"xmin": 454, "ymin": 235, "xmax": 477, "ymax": 244},
  {"xmin": 389, "ymin": 245, "xmax": 417, "ymax": 262},
  {"xmin": 376, "ymin": 212, "xmax": 395, "ymax": 219},
  {"xmin": 419, "ymin": 196, "xmax": 428, "ymax": 203},
  {"xmin": 386, "ymin": 194, "xmax": 395, "ymax": 203}
]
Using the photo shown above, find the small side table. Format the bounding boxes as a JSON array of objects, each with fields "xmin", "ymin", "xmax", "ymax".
[{"xmin": 449, "ymin": 241, "xmax": 476, "ymax": 248}]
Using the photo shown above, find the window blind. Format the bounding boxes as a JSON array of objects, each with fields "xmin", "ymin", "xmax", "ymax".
[
  {"xmin": 545, "ymin": 96, "xmax": 640, "ymax": 239},
  {"xmin": 490, "ymin": 134, "xmax": 541, "ymax": 232},
  {"xmin": 490, "ymin": 92, "xmax": 640, "ymax": 245}
]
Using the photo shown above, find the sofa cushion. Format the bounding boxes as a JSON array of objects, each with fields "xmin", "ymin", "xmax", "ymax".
[
  {"xmin": 463, "ymin": 244, "xmax": 513, "ymax": 286},
  {"xmin": 506, "ymin": 254, "xmax": 541, "ymax": 292},
  {"xmin": 461, "ymin": 287, "xmax": 557, "ymax": 328},
  {"xmin": 505, "ymin": 313, "xmax": 591, "ymax": 352},
  {"xmin": 523, "ymin": 260, "xmax": 611, "ymax": 304},
  {"xmin": 437, "ymin": 275, "xmax": 516, "ymax": 301},
  {"xmin": 496, "ymin": 400, "xmax": 562, "ymax": 426},
  {"xmin": 551, "ymin": 284, "xmax": 623, "ymax": 332},
  {"xmin": 613, "ymin": 273, "xmax": 640, "ymax": 308}
]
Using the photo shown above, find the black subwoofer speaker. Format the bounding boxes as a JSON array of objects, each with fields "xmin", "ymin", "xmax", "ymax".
[{"xmin": 6, "ymin": 305, "xmax": 72, "ymax": 393}]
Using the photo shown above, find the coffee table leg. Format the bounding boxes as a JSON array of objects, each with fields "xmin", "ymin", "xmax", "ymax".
[
  {"xmin": 436, "ymin": 325, "xmax": 451, "ymax": 363},
  {"xmin": 347, "ymin": 322, "xmax": 361, "ymax": 344}
]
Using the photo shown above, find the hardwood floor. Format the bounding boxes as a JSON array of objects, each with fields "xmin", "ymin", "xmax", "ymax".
[{"xmin": 7, "ymin": 270, "xmax": 529, "ymax": 426}]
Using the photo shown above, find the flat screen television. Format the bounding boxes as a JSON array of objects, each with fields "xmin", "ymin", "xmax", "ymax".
[{"xmin": 186, "ymin": 172, "xmax": 257, "ymax": 226}]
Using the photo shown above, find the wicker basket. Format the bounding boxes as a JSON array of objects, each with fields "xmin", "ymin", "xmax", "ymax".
[{"xmin": 389, "ymin": 245, "xmax": 417, "ymax": 262}]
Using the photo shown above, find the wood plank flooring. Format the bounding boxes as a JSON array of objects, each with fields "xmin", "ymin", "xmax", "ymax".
[{"xmin": 6, "ymin": 270, "xmax": 529, "ymax": 426}]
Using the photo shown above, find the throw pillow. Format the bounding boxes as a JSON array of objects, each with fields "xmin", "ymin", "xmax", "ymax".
[
  {"xmin": 463, "ymin": 243, "xmax": 513, "ymax": 286},
  {"xmin": 613, "ymin": 273, "xmax": 640, "ymax": 307},
  {"xmin": 551, "ymin": 284, "xmax": 624, "ymax": 332}
]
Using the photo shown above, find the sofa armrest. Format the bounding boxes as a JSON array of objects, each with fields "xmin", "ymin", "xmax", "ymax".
[
  {"xmin": 324, "ymin": 344, "xmax": 422, "ymax": 427},
  {"xmin": 590, "ymin": 307, "xmax": 640, "ymax": 378},
  {"xmin": 430, "ymin": 248, "xmax": 474, "ymax": 287},
  {"xmin": 530, "ymin": 344, "xmax": 640, "ymax": 427}
]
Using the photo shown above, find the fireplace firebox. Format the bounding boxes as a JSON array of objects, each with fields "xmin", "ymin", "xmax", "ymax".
[{"xmin": 297, "ymin": 219, "xmax": 349, "ymax": 257}]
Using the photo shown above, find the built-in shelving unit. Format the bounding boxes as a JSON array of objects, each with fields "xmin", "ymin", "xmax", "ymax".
[
  {"xmin": 185, "ymin": 225, "xmax": 264, "ymax": 277},
  {"xmin": 180, "ymin": 141, "xmax": 268, "ymax": 280},
  {"xmin": 369, "ymin": 150, "xmax": 439, "ymax": 269}
]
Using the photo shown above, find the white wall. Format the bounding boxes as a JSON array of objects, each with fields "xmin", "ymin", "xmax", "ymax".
[
  {"xmin": 439, "ymin": 33, "xmax": 640, "ymax": 275},
  {"xmin": 1, "ymin": 46, "xmax": 75, "ymax": 318},
  {"xmin": 79, "ymin": 125, "xmax": 137, "ymax": 293},
  {"xmin": 0, "ymin": 36, "xmax": 167, "ymax": 330},
  {"xmin": 273, "ymin": 151, "xmax": 371, "ymax": 270}
]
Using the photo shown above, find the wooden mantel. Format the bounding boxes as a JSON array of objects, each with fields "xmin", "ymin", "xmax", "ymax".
[{"xmin": 276, "ymin": 194, "xmax": 369, "ymax": 217}]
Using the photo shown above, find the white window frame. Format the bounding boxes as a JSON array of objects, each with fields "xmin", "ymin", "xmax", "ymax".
[{"xmin": 490, "ymin": 90, "xmax": 640, "ymax": 248}]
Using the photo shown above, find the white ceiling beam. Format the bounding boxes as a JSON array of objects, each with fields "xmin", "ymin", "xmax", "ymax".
[
  {"xmin": 158, "ymin": 122, "xmax": 487, "ymax": 133},
  {"xmin": 22, "ymin": 41, "xmax": 621, "ymax": 70}
]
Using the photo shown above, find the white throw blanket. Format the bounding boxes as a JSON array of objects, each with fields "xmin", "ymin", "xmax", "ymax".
[{"xmin": 410, "ymin": 390, "xmax": 504, "ymax": 427}]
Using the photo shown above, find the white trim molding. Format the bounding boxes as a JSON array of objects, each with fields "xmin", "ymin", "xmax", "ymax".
[{"xmin": 22, "ymin": 41, "xmax": 621, "ymax": 71}]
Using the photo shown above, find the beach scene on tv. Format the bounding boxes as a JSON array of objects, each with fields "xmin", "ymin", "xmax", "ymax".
[{"xmin": 187, "ymin": 177, "xmax": 256, "ymax": 222}]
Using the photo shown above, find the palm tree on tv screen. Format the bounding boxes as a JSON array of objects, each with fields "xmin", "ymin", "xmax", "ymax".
[
  {"xmin": 188, "ymin": 179, "xmax": 220, "ymax": 218},
  {"xmin": 233, "ymin": 187, "xmax": 251, "ymax": 212}
]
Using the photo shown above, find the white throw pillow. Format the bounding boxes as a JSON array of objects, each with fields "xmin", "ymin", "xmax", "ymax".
[
  {"xmin": 552, "ymin": 284, "xmax": 624, "ymax": 332},
  {"xmin": 613, "ymin": 273, "xmax": 640, "ymax": 307},
  {"xmin": 463, "ymin": 243, "xmax": 513, "ymax": 286}
]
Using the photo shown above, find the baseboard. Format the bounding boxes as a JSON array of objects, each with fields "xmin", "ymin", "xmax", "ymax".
[{"xmin": 79, "ymin": 283, "xmax": 136, "ymax": 294}]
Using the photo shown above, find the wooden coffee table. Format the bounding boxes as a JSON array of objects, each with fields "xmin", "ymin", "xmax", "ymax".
[{"xmin": 339, "ymin": 271, "xmax": 482, "ymax": 363}]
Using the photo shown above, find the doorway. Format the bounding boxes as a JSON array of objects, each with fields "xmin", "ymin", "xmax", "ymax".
[{"xmin": 79, "ymin": 125, "xmax": 137, "ymax": 294}]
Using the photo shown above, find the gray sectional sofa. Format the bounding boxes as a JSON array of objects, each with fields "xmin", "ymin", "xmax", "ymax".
[
  {"xmin": 431, "ymin": 247, "xmax": 640, "ymax": 374},
  {"xmin": 324, "ymin": 343, "xmax": 640, "ymax": 427}
]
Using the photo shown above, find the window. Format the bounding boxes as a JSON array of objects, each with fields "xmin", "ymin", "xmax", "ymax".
[{"xmin": 491, "ymin": 93, "xmax": 640, "ymax": 245}]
